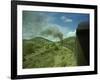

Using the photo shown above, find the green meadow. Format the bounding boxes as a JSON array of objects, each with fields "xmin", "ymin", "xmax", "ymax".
[{"xmin": 23, "ymin": 37, "xmax": 77, "ymax": 68}]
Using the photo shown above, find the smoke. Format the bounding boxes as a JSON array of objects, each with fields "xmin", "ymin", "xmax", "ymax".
[
  {"xmin": 41, "ymin": 26, "xmax": 63, "ymax": 42},
  {"xmin": 23, "ymin": 11, "xmax": 64, "ymax": 41}
]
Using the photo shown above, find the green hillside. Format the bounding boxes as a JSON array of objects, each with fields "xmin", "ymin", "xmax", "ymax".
[
  {"xmin": 23, "ymin": 37, "xmax": 77, "ymax": 68},
  {"xmin": 61, "ymin": 37, "xmax": 76, "ymax": 51}
]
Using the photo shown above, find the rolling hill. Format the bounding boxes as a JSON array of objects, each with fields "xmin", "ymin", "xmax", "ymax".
[{"xmin": 23, "ymin": 37, "xmax": 77, "ymax": 68}]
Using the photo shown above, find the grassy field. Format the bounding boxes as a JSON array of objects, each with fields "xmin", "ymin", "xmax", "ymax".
[{"xmin": 23, "ymin": 37, "xmax": 77, "ymax": 68}]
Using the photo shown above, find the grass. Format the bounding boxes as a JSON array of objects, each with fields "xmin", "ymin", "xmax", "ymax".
[{"xmin": 23, "ymin": 37, "xmax": 77, "ymax": 68}]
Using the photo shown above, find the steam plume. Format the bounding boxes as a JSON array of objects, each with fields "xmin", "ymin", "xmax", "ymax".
[{"xmin": 41, "ymin": 26, "xmax": 63, "ymax": 42}]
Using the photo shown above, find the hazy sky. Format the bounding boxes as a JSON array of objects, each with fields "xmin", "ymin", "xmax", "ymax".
[{"xmin": 22, "ymin": 11, "xmax": 89, "ymax": 41}]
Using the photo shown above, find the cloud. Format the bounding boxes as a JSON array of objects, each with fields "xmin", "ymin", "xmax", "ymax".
[
  {"xmin": 61, "ymin": 16, "xmax": 66, "ymax": 20},
  {"xmin": 23, "ymin": 11, "xmax": 74, "ymax": 40},
  {"xmin": 22, "ymin": 11, "xmax": 49, "ymax": 39},
  {"xmin": 61, "ymin": 16, "xmax": 72, "ymax": 23},
  {"xmin": 65, "ymin": 18, "xmax": 73, "ymax": 22},
  {"xmin": 66, "ymin": 30, "xmax": 76, "ymax": 37}
]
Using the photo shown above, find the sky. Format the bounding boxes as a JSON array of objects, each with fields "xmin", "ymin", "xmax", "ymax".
[{"xmin": 22, "ymin": 11, "xmax": 89, "ymax": 41}]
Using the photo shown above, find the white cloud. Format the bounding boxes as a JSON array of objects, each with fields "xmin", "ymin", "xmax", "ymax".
[
  {"xmin": 61, "ymin": 16, "xmax": 72, "ymax": 23},
  {"xmin": 66, "ymin": 30, "xmax": 76, "ymax": 37},
  {"xmin": 65, "ymin": 18, "xmax": 73, "ymax": 22},
  {"xmin": 61, "ymin": 16, "xmax": 66, "ymax": 20}
]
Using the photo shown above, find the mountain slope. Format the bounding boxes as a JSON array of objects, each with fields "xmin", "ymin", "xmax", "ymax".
[
  {"xmin": 23, "ymin": 37, "xmax": 77, "ymax": 68},
  {"xmin": 58, "ymin": 37, "xmax": 76, "ymax": 51}
]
